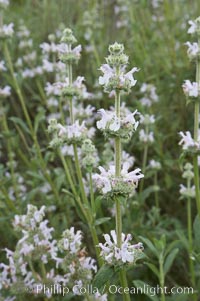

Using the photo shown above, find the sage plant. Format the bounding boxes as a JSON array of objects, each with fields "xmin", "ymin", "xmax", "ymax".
[
  {"xmin": 94, "ymin": 42, "xmax": 144, "ymax": 301},
  {"xmin": 180, "ymin": 16, "xmax": 200, "ymax": 218},
  {"xmin": 47, "ymin": 28, "xmax": 102, "ymax": 266},
  {"xmin": 179, "ymin": 163, "xmax": 197, "ymax": 300},
  {"xmin": 0, "ymin": 205, "xmax": 107, "ymax": 301}
]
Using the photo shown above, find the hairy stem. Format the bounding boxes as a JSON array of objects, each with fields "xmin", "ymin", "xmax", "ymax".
[{"xmin": 114, "ymin": 90, "xmax": 130, "ymax": 301}]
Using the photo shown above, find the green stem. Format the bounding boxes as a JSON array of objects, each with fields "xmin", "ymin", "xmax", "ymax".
[
  {"xmin": 36, "ymin": 78, "xmax": 46, "ymax": 106},
  {"xmin": 154, "ymin": 172, "xmax": 159, "ymax": 208},
  {"xmin": 65, "ymin": 46, "xmax": 102, "ymax": 266},
  {"xmin": 139, "ymin": 143, "xmax": 148, "ymax": 194},
  {"xmin": 73, "ymin": 143, "xmax": 89, "ymax": 207},
  {"xmin": 60, "ymin": 152, "xmax": 102, "ymax": 266},
  {"xmin": 59, "ymin": 152, "xmax": 88, "ymax": 220},
  {"xmin": 1, "ymin": 112, "xmax": 19, "ymax": 201},
  {"xmin": 114, "ymin": 91, "xmax": 122, "ymax": 246},
  {"xmin": 115, "ymin": 197, "xmax": 122, "ymax": 247},
  {"xmin": 114, "ymin": 90, "xmax": 131, "ymax": 301},
  {"xmin": 4, "ymin": 42, "xmax": 33, "ymax": 132},
  {"xmin": 119, "ymin": 270, "xmax": 131, "ymax": 301},
  {"xmin": 186, "ymin": 180, "xmax": 197, "ymax": 300},
  {"xmin": 89, "ymin": 171, "xmax": 96, "ymax": 216},
  {"xmin": 159, "ymin": 257, "xmax": 166, "ymax": 301},
  {"xmin": 69, "ymin": 98, "xmax": 74, "ymax": 124}
]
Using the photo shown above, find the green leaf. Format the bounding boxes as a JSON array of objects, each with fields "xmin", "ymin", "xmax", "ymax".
[
  {"xmin": 145, "ymin": 262, "xmax": 160, "ymax": 278},
  {"xmin": 193, "ymin": 214, "xmax": 200, "ymax": 249},
  {"xmin": 132, "ymin": 280, "xmax": 159, "ymax": 301},
  {"xmin": 139, "ymin": 236, "xmax": 159, "ymax": 257},
  {"xmin": 93, "ymin": 264, "xmax": 115, "ymax": 290},
  {"xmin": 26, "ymin": 171, "xmax": 44, "ymax": 181},
  {"xmin": 164, "ymin": 248, "xmax": 179, "ymax": 276},
  {"xmin": 9, "ymin": 116, "xmax": 31, "ymax": 135},
  {"xmin": 176, "ymin": 230, "xmax": 188, "ymax": 250},
  {"xmin": 94, "ymin": 217, "xmax": 111, "ymax": 226},
  {"xmin": 164, "ymin": 240, "xmax": 180, "ymax": 257},
  {"xmin": 34, "ymin": 108, "xmax": 45, "ymax": 133},
  {"xmin": 140, "ymin": 186, "xmax": 159, "ymax": 203},
  {"xmin": 62, "ymin": 189, "xmax": 74, "ymax": 199}
]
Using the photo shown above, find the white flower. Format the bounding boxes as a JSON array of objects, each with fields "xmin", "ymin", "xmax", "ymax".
[
  {"xmin": 0, "ymin": 23, "xmax": 14, "ymax": 37},
  {"xmin": 17, "ymin": 25, "xmax": 30, "ymax": 38},
  {"xmin": 0, "ymin": 85, "xmax": 11, "ymax": 97},
  {"xmin": 62, "ymin": 227, "xmax": 82, "ymax": 254},
  {"xmin": 19, "ymin": 39, "xmax": 33, "ymax": 49},
  {"xmin": 188, "ymin": 20, "xmax": 197, "ymax": 34},
  {"xmin": 23, "ymin": 51, "xmax": 36, "ymax": 63},
  {"xmin": 149, "ymin": 160, "xmax": 161, "ymax": 170},
  {"xmin": 33, "ymin": 206, "xmax": 46, "ymax": 222},
  {"xmin": 180, "ymin": 184, "xmax": 195, "ymax": 198},
  {"xmin": 21, "ymin": 68, "xmax": 35, "ymax": 78},
  {"xmin": 0, "ymin": 60, "xmax": 6, "ymax": 71},
  {"xmin": 33, "ymin": 66, "xmax": 43, "ymax": 75},
  {"xmin": 140, "ymin": 83, "xmax": 158, "ymax": 106},
  {"xmin": 57, "ymin": 43, "xmax": 82, "ymax": 58},
  {"xmin": 140, "ymin": 114, "xmax": 155, "ymax": 125},
  {"xmin": 185, "ymin": 42, "xmax": 199, "ymax": 60},
  {"xmin": 93, "ymin": 292, "xmax": 108, "ymax": 301},
  {"xmin": 0, "ymin": 0, "xmax": 9, "ymax": 9},
  {"xmin": 40, "ymin": 42, "xmax": 58, "ymax": 53},
  {"xmin": 97, "ymin": 109, "xmax": 113, "ymax": 130},
  {"xmin": 109, "ymin": 115, "xmax": 120, "ymax": 131},
  {"xmin": 57, "ymin": 120, "xmax": 87, "ymax": 141},
  {"xmin": 179, "ymin": 131, "xmax": 200, "ymax": 150},
  {"xmin": 116, "ymin": 20, "xmax": 129, "ymax": 29},
  {"xmin": 139, "ymin": 129, "xmax": 154, "ymax": 143},
  {"xmin": 19, "ymin": 243, "xmax": 34, "ymax": 256},
  {"xmin": 45, "ymin": 82, "xmax": 61, "ymax": 96},
  {"xmin": 79, "ymin": 257, "xmax": 97, "ymax": 274},
  {"xmin": 42, "ymin": 59, "xmax": 55, "ymax": 72},
  {"xmin": 121, "ymin": 162, "xmax": 144, "ymax": 185},
  {"xmin": 93, "ymin": 163, "xmax": 143, "ymax": 195},
  {"xmin": 182, "ymin": 80, "xmax": 198, "ymax": 97},
  {"xmin": 99, "ymin": 64, "xmax": 114, "ymax": 86},
  {"xmin": 98, "ymin": 230, "xmax": 143, "ymax": 265},
  {"xmin": 121, "ymin": 67, "xmax": 139, "ymax": 87},
  {"xmin": 124, "ymin": 110, "xmax": 138, "ymax": 126},
  {"xmin": 93, "ymin": 166, "xmax": 112, "ymax": 194}
]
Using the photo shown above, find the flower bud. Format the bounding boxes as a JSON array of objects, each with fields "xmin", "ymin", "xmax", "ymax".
[
  {"xmin": 61, "ymin": 28, "xmax": 77, "ymax": 45},
  {"xmin": 109, "ymin": 42, "xmax": 124, "ymax": 55}
]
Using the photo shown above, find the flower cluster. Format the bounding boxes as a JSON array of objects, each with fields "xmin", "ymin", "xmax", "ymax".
[
  {"xmin": 185, "ymin": 42, "xmax": 199, "ymax": 60},
  {"xmin": 187, "ymin": 17, "xmax": 200, "ymax": 35},
  {"xmin": 182, "ymin": 80, "xmax": 199, "ymax": 99},
  {"xmin": 140, "ymin": 83, "xmax": 158, "ymax": 107},
  {"xmin": 57, "ymin": 28, "xmax": 82, "ymax": 63},
  {"xmin": 93, "ymin": 162, "xmax": 143, "ymax": 197},
  {"xmin": 114, "ymin": 0, "xmax": 129, "ymax": 29},
  {"xmin": 179, "ymin": 131, "xmax": 200, "ymax": 153},
  {"xmin": 81, "ymin": 139, "xmax": 99, "ymax": 171},
  {"xmin": 97, "ymin": 108, "xmax": 139, "ymax": 140},
  {"xmin": 138, "ymin": 114, "xmax": 155, "ymax": 144},
  {"xmin": 180, "ymin": 163, "xmax": 195, "ymax": 198},
  {"xmin": 48, "ymin": 118, "xmax": 88, "ymax": 147},
  {"xmin": 0, "ymin": 206, "xmax": 100, "ymax": 299},
  {"xmin": 99, "ymin": 42, "xmax": 138, "ymax": 94},
  {"xmin": 0, "ymin": 0, "xmax": 9, "ymax": 9},
  {"xmin": 53, "ymin": 76, "xmax": 90, "ymax": 99},
  {"xmin": 98, "ymin": 230, "xmax": 143, "ymax": 266}
]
